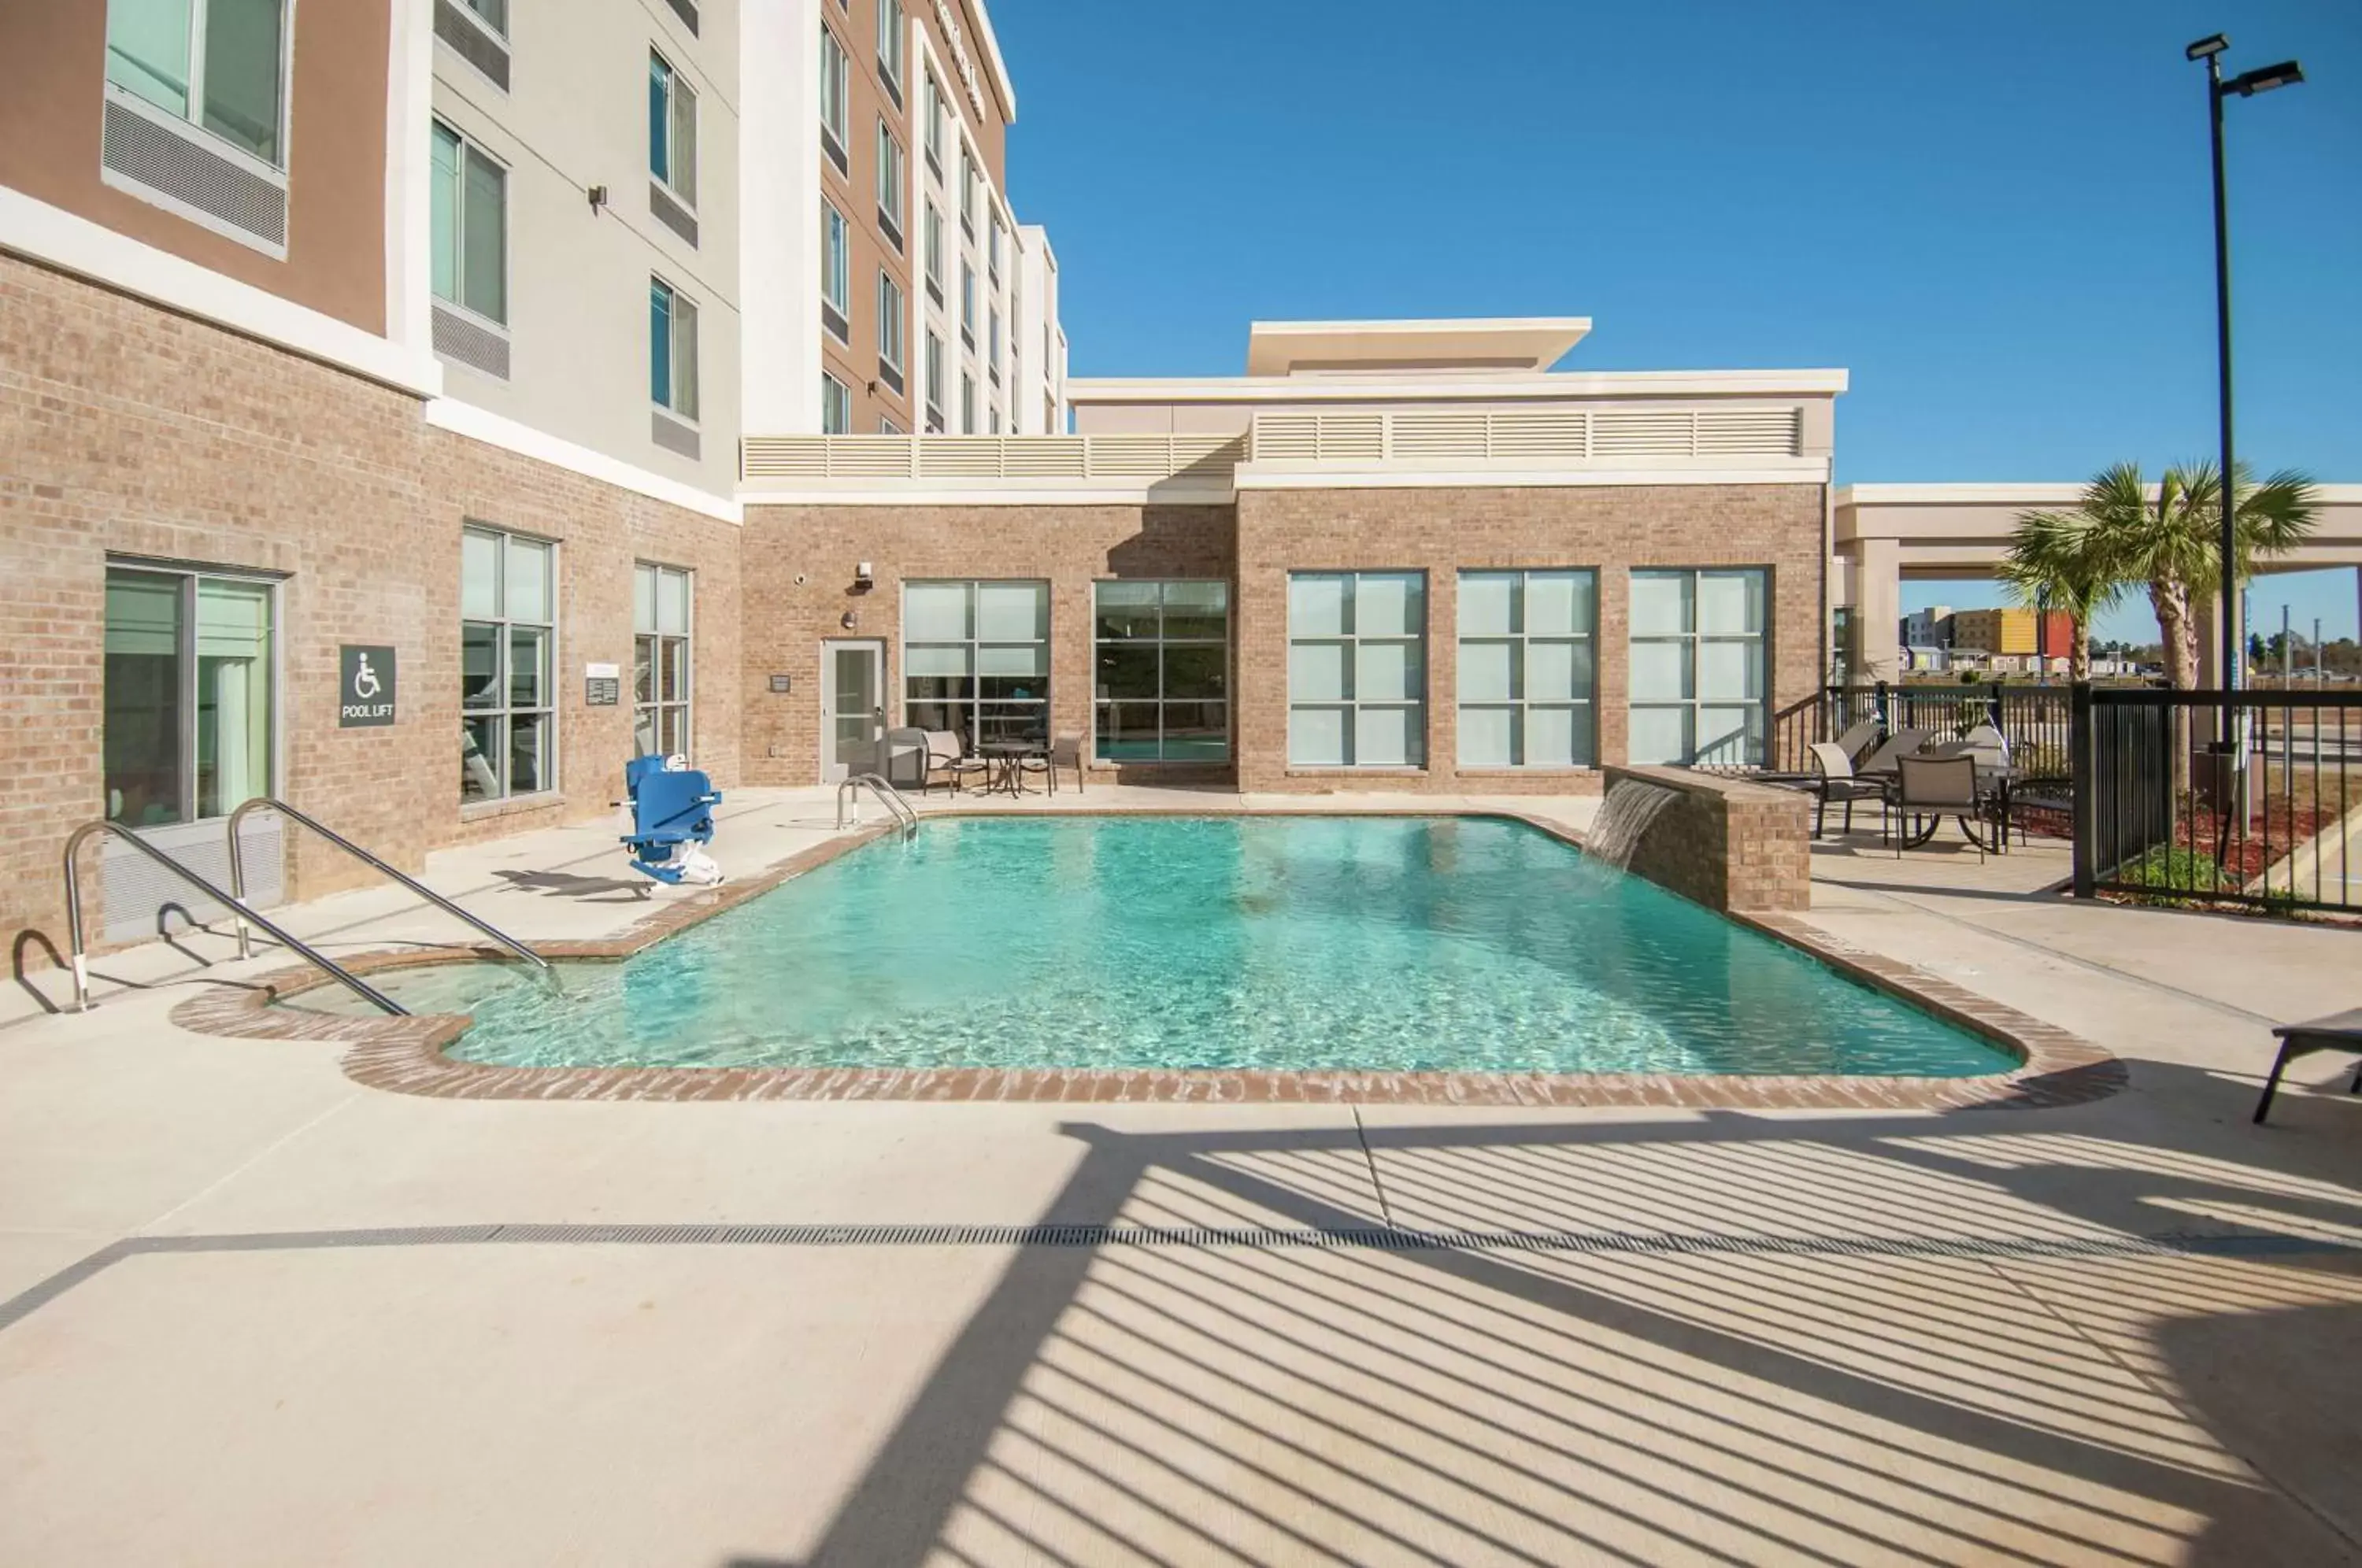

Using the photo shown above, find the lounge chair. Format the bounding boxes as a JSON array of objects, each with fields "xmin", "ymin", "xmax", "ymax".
[
  {"xmin": 921, "ymin": 730, "xmax": 987, "ymax": 794},
  {"xmin": 2253, "ymin": 1007, "xmax": 2362, "ymax": 1124},
  {"xmin": 1856, "ymin": 727, "xmax": 1937, "ymax": 778},
  {"xmin": 1833, "ymin": 719, "xmax": 1882, "ymax": 767},
  {"xmin": 1891, "ymin": 753, "xmax": 1989, "ymax": 861},
  {"xmin": 1806, "ymin": 741, "xmax": 1886, "ymax": 840}
]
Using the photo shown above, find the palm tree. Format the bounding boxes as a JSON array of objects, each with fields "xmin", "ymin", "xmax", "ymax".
[
  {"xmin": 2002, "ymin": 508, "xmax": 2120, "ymax": 682},
  {"xmin": 2050, "ymin": 461, "xmax": 2318, "ymax": 689}
]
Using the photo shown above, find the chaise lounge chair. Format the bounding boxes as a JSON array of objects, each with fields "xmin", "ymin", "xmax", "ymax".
[{"xmin": 2253, "ymin": 1007, "xmax": 2362, "ymax": 1124}]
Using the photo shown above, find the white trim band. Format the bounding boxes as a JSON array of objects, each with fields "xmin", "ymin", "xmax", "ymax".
[
  {"xmin": 427, "ymin": 396, "xmax": 742, "ymax": 523},
  {"xmin": 1236, "ymin": 463, "xmax": 1831, "ymax": 492},
  {"xmin": 0, "ymin": 186, "xmax": 442, "ymax": 398}
]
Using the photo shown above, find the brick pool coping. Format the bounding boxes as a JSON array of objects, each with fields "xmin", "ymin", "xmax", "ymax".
[{"xmin": 168, "ymin": 807, "xmax": 2125, "ymax": 1111}]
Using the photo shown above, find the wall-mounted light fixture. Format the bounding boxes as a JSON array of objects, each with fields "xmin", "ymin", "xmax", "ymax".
[
  {"xmin": 587, "ymin": 184, "xmax": 609, "ymax": 213},
  {"xmin": 853, "ymin": 561, "xmax": 876, "ymax": 593}
]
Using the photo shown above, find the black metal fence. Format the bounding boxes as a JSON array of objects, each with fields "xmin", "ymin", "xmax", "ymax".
[
  {"xmin": 1762, "ymin": 682, "xmax": 2074, "ymax": 778},
  {"xmin": 2073, "ymin": 685, "xmax": 2360, "ymax": 913}
]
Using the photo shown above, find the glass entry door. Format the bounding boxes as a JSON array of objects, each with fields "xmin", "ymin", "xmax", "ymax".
[{"xmin": 820, "ymin": 641, "xmax": 885, "ymax": 782}]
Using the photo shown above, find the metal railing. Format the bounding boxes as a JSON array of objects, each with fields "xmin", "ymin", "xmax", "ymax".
[
  {"xmin": 1761, "ymin": 682, "xmax": 2075, "ymax": 778},
  {"xmin": 2073, "ymin": 685, "xmax": 2360, "ymax": 912},
  {"xmin": 836, "ymin": 774, "xmax": 919, "ymax": 839},
  {"xmin": 61, "ymin": 820, "xmax": 406, "ymax": 1016},
  {"xmin": 226, "ymin": 797, "xmax": 550, "ymax": 974}
]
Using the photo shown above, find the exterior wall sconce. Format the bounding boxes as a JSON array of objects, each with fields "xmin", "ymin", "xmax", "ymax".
[
  {"xmin": 853, "ymin": 561, "xmax": 875, "ymax": 592},
  {"xmin": 587, "ymin": 184, "xmax": 609, "ymax": 213}
]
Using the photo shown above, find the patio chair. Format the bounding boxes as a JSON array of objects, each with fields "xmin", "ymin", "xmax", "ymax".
[
  {"xmin": 1890, "ymin": 753, "xmax": 1989, "ymax": 862},
  {"xmin": 921, "ymin": 730, "xmax": 988, "ymax": 794},
  {"xmin": 1806, "ymin": 741, "xmax": 1886, "ymax": 841},
  {"xmin": 1856, "ymin": 727, "xmax": 1937, "ymax": 778},
  {"xmin": 1833, "ymin": 719, "xmax": 1882, "ymax": 766},
  {"xmin": 1022, "ymin": 731, "xmax": 1085, "ymax": 795},
  {"xmin": 2253, "ymin": 1006, "xmax": 2362, "ymax": 1124}
]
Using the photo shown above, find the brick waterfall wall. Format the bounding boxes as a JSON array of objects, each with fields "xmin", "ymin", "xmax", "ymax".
[{"xmin": 1597, "ymin": 766, "xmax": 1811, "ymax": 913}]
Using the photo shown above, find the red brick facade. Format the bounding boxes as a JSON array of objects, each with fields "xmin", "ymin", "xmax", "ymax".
[
  {"xmin": 0, "ymin": 254, "xmax": 742, "ymax": 950},
  {"xmin": 739, "ymin": 501, "xmax": 1235, "ymax": 786},
  {"xmin": 1236, "ymin": 484, "xmax": 1826, "ymax": 792}
]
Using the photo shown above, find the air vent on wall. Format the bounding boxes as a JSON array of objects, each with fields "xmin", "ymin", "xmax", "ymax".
[
  {"xmin": 102, "ymin": 817, "xmax": 283, "ymax": 944},
  {"xmin": 652, "ymin": 411, "xmax": 702, "ymax": 460},
  {"xmin": 649, "ymin": 183, "xmax": 698, "ymax": 248},
  {"xmin": 433, "ymin": 0, "xmax": 511, "ymax": 90},
  {"xmin": 432, "ymin": 303, "xmax": 512, "ymax": 380},
  {"xmin": 664, "ymin": 0, "xmax": 700, "ymax": 35},
  {"xmin": 100, "ymin": 97, "xmax": 287, "ymax": 253}
]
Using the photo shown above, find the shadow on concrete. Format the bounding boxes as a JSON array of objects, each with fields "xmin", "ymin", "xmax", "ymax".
[
  {"xmin": 726, "ymin": 1060, "xmax": 2360, "ymax": 1567},
  {"xmin": 488, "ymin": 867, "xmax": 650, "ymax": 902}
]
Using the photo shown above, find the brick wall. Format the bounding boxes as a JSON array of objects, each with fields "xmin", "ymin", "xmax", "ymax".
[
  {"xmin": 1600, "ymin": 764, "xmax": 1812, "ymax": 914},
  {"xmin": 0, "ymin": 253, "xmax": 741, "ymax": 954},
  {"xmin": 739, "ymin": 502, "xmax": 1235, "ymax": 785},
  {"xmin": 1234, "ymin": 485, "xmax": 1827, "ymax": 793}
]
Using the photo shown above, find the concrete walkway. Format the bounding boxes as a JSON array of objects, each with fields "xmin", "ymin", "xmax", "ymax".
[{"xmin": 2, "ymin": 789, "xmax": 2358, "ymax": 1566}]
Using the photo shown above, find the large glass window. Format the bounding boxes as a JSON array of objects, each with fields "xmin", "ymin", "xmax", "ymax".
[
  {"xmin": 922, "ymin": 73, "xmax": 944, "ymax": 173},
  {"xmin": 1094, "ymin": 582, "xmax": 1228, "ymax": 762},
  {"xmin": 960, "ymin": 261, "xmax": 976, "ymax": 342},
  {"xmin": 1457, "ymin": 570, "xmax": 1597, "ymax": 767},
  {"xmin": 877, "ymin": 270, "xmax": 905, "ymax": 377},
  {"xmin": 876, "ymin": 0, "xmax": 904, "ymax": 90},
  {"xmin": 876, "ymin": 120, "xmax": 905, "ymax": 233},
  {"xmin": 106, "ymin": 0, "xmax": 288, "ymax": 168},
  {"xmin": 428, "ymin": 119, "xmax": 506, "ymax": 325},
  {"xmin": 822, "ymin": 202, "xmax": 850, "ymax": 331},
  {"xmin": 988, "ymin": 306, "xmax": 1001, "ymax": 379},
  {"xmin": 904, "ymin": 580, "xmax": 1049, "ymax": 747},
  {"xmin": 988, "ymin": 215, "xmax": 1003, "ymax": 281},
  {"xmin": 818, "ymin": 23, "xmax": 849, "ymax": 163},
  {"xmin": 820, "ymin": 372, "xmax": 851, "ymax": 434},
  {"xmin": 923, "ymin": 202, "xmax": 944, "ymax": 294},
  {"xmin": 647, "ymin": 50, "xmax": 697, "ymax": 205},
  {"xmin": 1628, "ymin": 568, "xmax": 1768, "ymax": 766},
  {"xmin": 960, "ymin": 372, "xmax": 975, "ymax": 435},
  {"xmin": 633, "ymin": 563, "xmax": 691, "ymax": 759},
  {"xmin": 924, "ymin": 330, "xmax": 946, "ymax": 431},
  {"xmin": 461, "ymin": 526, "xmax": 556, "ymax": 802},
  {"xmin": 1287, "ymin": 571, "xmax": 1426, "ymax": 767},
  {"xmin": 103, "ymin": 564, "xmax": 276, "ymax": 827},
  {"xmin": 650, "ymin": 276, "xmax": 699, "ymax": 420}
]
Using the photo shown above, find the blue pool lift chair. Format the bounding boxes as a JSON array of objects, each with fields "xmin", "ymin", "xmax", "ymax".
[{"xmin": 620, "ymin": 753, "xmax": 724, "ymax": 890}]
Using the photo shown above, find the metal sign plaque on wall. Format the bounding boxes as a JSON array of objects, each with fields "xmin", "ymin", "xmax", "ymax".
[
  {"xmin": 339, "ymin": 645, "xmax": 397, "ymax": 727},
  {"xmin": 585, "ymin": 661, "xmax": 620, "ymax": 706}
]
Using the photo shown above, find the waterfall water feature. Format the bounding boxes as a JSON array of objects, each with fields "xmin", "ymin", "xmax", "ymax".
[{"xmin": 1585, "ymin": 778, "xmax": 1680, "ymax": 869}]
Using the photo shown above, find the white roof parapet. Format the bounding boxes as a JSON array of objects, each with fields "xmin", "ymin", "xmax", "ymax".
[
  {"xmin": 1070, "ymin": 368, "xmax": 1851, "ymax": 405},
  {"xmin": 1245, "ymin": 317, "xmax": 1593, "ymax": 377}
]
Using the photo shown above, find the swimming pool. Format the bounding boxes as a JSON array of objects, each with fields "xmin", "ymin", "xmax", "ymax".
[{"xmin": 331, "ymin": 815, "xmax": 2014, "ymax": 1079}]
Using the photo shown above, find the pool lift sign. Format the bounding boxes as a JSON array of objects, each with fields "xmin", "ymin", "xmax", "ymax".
[{"xmin": 340, "ymin": 645, "xmax": 397, "ymax": 727}]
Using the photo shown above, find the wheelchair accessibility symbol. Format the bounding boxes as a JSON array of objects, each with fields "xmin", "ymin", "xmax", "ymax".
[{"xmin": 339, "ymin": 645, "xmax": 398, "ymax": 728}]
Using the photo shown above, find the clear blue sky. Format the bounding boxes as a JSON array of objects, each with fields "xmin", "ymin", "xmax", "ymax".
[{"xmin": 990, "ymin": 0, "xmax": 2361, "ymax": 643}]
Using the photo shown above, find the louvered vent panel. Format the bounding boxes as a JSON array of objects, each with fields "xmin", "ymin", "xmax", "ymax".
[
  {"xmin": 1388, "ymin": 412, "xmax": 1490, "ymax": 458},
  {"xmin": 101, "ymin": 818, "xmax": 283, "ymax": 945},
  {"xmin": 101, "ymin": 98, "xmax": 286, "ymax": 249},
  {"xmin": 916, "ymin": 442, "xmax": 1006, "ymax": 478},
  {"xmin": 1487, "ymin": 410, "xmax": 1589, "ymax": 458},
  {"xmin": 1317, "ymin": 413, "xmax": 1386, "ymax": 461},
  {"xmin": 739, "ymin": 438, "xmax": 829, "ymax": 478},
  {"xmin": 432, "ymin": 0, "xmax": 511, "ymax": 88},
  {"xmin": 1087, "ymin": 436, "xmax": 1187, "ymax": 477},
  {"xmin": 1694, "ymin": 408, "xmax": 1801, "ymax": 456},
  {"xmin": 1252, "ymin": 414, "xmax": 1320, "ymax": 462},
  {"xmin": 998, "ymin": 441, "xmax": 1090, "ymax": 478},
  {"xmin": 431, "ymin": 305, "xmax": 510, "ymax": 380},
  {"xmin": 1170, "ymin": 435, "xmax": 1246, "ymax": 478},
  {"xmin": 824, "ymin": 438, "xmax": 916, "ymax": 477},
  {"xmin": 1590, "ymin": 411, "xmax": 1698, "ymax": 457}
]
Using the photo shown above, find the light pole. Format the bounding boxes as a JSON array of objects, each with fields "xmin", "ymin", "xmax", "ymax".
[{"xmin": 2186, "ymin": 34, "xmax": 2303, "ymax": 756}]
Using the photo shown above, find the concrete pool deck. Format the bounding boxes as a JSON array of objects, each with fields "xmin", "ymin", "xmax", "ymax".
[{"xmin": 3, "ymin": 786, "xmax": 2360, "ymax": 1565}]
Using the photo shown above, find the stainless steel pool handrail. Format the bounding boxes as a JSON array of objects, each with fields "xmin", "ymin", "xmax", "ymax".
[
  {"xmin": 60, "ymin": 820, "xmax": 407, "ymax": 1017},
  {"xmin": 225, "ymin": 797, "xmax": 551, "ymax": 975},
  {"xmin": 836, "ymin": 774, "xmax": 918, "ymax": 839}
]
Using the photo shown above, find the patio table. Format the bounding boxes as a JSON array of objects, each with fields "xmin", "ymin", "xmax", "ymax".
[
  {"xmin": 1859, "ymin": 759, "xmax": 2017, "ymax": 851},
  {"xmin": 977, "ymin": 740, "xmax": 1048, "ymax": 798}
]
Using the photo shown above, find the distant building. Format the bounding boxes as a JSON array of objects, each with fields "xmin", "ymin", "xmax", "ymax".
[
  {"xmin": 1949, "ymin": 608, "xmax": 2076, "ymax": 658},
  {"xmin": 1901, "ymin": 607, "xmax": 1953, "ymax": 649}
]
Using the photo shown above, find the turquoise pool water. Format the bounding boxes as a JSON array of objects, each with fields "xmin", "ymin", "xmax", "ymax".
[{"xmin": 347, "ymin": 816, "xmax": 2012, "ymax": 1078}]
